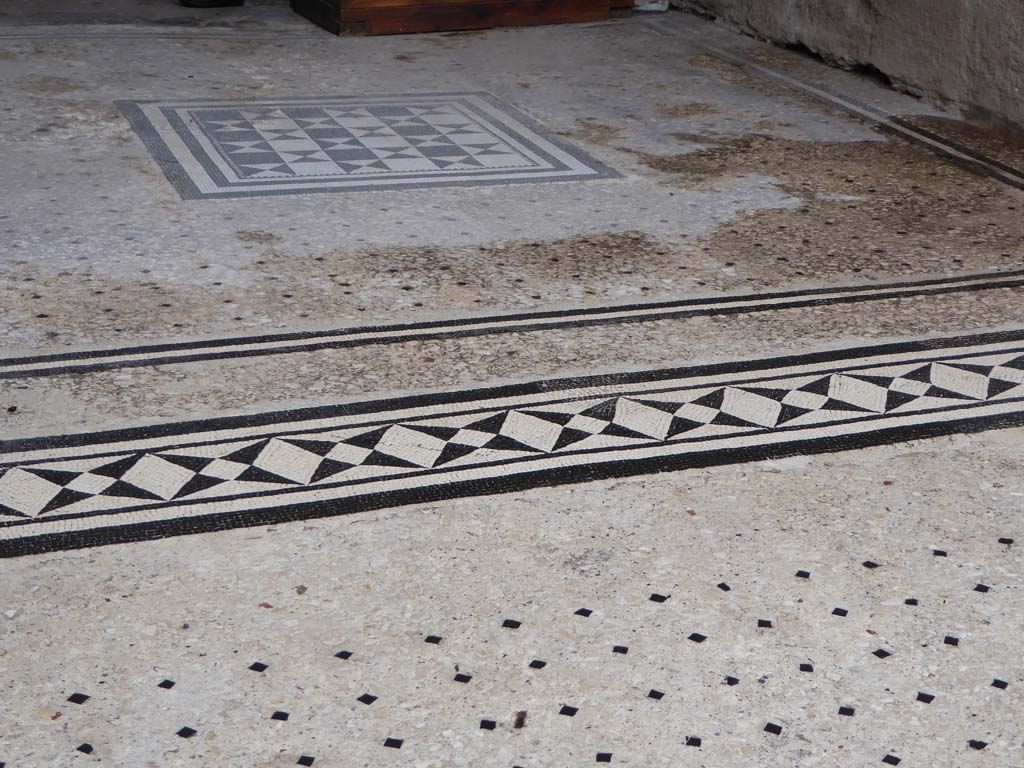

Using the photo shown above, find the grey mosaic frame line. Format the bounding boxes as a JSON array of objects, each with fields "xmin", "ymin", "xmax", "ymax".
[{"xmin": 117, "ymin": 92, "xmax": 621, "ymax": 199}]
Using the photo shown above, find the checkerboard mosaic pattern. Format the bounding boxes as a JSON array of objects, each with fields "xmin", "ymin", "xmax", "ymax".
[{"xmin": 119, "ymin": 93, "xmax": 619, "ymax": 199}]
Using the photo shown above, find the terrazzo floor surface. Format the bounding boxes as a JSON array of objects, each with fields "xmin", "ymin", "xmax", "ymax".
[{"xmin": 1, "ymin": 2, "xmax": 1023, "ymax": 766}]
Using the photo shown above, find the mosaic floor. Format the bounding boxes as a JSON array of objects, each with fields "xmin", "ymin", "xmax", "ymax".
[
  {"xmin": 2, "ymin": 5, "xmax": 1023, "ymax": 768},
  {"xmin": 121, "ymin": 93, "xmax": 617, "ymax": 198}
]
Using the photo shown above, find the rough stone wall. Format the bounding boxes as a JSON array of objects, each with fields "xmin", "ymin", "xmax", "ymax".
[{"xmin": 674, "ymin": 0, "xmax": 1024, "ymax": 130}]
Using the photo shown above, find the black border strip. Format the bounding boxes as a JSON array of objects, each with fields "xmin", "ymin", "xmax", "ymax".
[
  {"xmin": 5, "ymin": 408, "xmax": 1022, "ymax": 558},
  {"xmin": 4, "ymin": 270, "xmax": 1023, "ymax": 380},
  {"xmin": 5, "ymin": 327, "xmax": 1023, "ymax": 456}
]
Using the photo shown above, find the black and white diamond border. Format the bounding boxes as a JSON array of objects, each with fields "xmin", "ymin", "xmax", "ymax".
[{"xmin": 2, "ymin": 330, "xmax": 1024, "ymax": 557}]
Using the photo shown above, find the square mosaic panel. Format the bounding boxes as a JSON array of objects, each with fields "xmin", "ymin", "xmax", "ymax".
[{"xmin": 118, "ymin": 92, "xmax": 619, "ymax": 199}]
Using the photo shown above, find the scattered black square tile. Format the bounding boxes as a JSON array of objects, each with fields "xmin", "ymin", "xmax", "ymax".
[
  {"xmin": 872, "ymin": 649, "xmax": 892, "ymax": 659},
  {"xmin": 882, "ymin": 755, "xmax": 901, "ymax": 765},
  {"xmin": 383, "ymin": 738, "xmax": 403, "ymax": 749},
  {"xmin": 757, "ymin": 619, "xmax": 773, "ymax": 628},
  {"xmin": 76, "ymin": 744, "xmax": 94, "ymax": 755},
  {"xmin": 297, "ymin": 757, "xmax": 315, "ymax": 767},
  {"xmin": 334, "ymin": 650, "xmax": 353, "ymax": 660},
  {"xmin": 974, "ymin": 583, "xmax": 991, "ymax": 593},
  {"xmin": 502, "ymin": 619, "xmax": 522, "ymax": 629},
  {"xmin": 480, "ymin": 719, "xmax": 496, "ymax": 730},
  {"xmin": 968, "ymin": 740, "xmax": 988, "ymax": 750},
  {"xmin": 998, "ymin": 537, "xmax": 1014, "ymax": 545},
  {"xmin": 67, "ymin": 693, "xmax": 90, "ymax": 704},
  {"xmin": 272, "ymin": 711, "xmax": 290, "ymax": 721},
  {"xmin": 158, "ymin": 679, "xmax": 176, "ymax": 689},
  {"xmin": 800, "ymin": 663, "xmax": 814, "ymax": 673},
  {"xmin": 560, "ymin": 705, "xmax": 579, "ymax": 717},
  {"xmin": 863, "ymin": 561, "xmax": 880, "ymax": 569},
  {"xmin": 177, "ymin": 727, "xmax": 197, "ymax": 738},
  {"xmin": 529, "ymin": 659, "xmax": 547, "ymax": 670},
  {"xmin": 648, "ymin": 689, "xmax": 664, "ymax": 700},
  {"xmin": 916, "ymin": 692, "xmax": 935, "ymax": 703},
  {"xmin": 596, "ymin": 753, "xmax": 612, "ymax": 763},
  {"xmin": 795, "ymin": 570, "xmax": 811, "ymax": 579},
  {"xmin": 424, "ymin": 635, "xmax": 442, "ymax": 644},
  {"xmin": 684, "ymin": 736, "xmax": 702, "ymax": 747},
  {"xmin": 689, "ymin": 632, "xmax": 707, "ymax": 643},
  {"xmin": 724, "ymin": 676, "xmax": 740, "ymax": 685},
  {"xmin": 905, "ymin": 598, "xmax": 919, "ymax": 606},
  {"xmin": 454, "ymin": 673, "xmax": 473, "ymax": 683},
  {"xmin": 992, "ymin": 679, "xmax": 1009, "ymax": 690},
  {"xmin": 357, "ymin": 694, "xmax": 378, "ymax": 705},
  {"xmin": 764, "ymin": 722, "xmax": 782, "ymax": 735},
  {"xmin": 613, "ymin": 645, "xmax": 629, "ymax": 654},
  {"xmin": 717, "ymin": 582, "xmax": 731, "ymax": 592},
  {"xmin": 832, "ymin": 608, "xmax": 848, "ymax": 617},
  {"xmin": 575, "ymin": 608, "xmax": 593, "ymax": 617},
  {"xmin": 838, "ymin": 706, "xmax": 855, "ymax": 717},
  {"xmin": 249, "ymin": 662, "xmax": 269, "ymax": 672},
  {"xmin": 649, "ymin": 593, "xmax": 669, "ymax": 603},
  {"xmin": 933, "ymin": 549, "xmax": 947, "ymax": 557},
  {"xmin": 944, "ymin": 635, "xmax": 960, "ymax": 646}
]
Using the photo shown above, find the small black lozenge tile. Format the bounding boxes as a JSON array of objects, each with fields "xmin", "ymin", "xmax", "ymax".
[
  {"xmin": 905, "ymin": 598, "xmax": 919, "ymax": 606},
  {"xmin": 968, "ymin": 740, "xmax": 988, "ymax": 750},
  {"xmin": 575, "ymin": 608, "xmax": 593, "ymax": 617},
  {"xmin": 684, "ymin": 736, "xmax": 702, "ymax": 747},
  {"xmin": 648, "ymin": 689, "xmax": 664, "ymax": 700},
  {"xmin": 529, "ymin": 659, "xmax": 547, "ymax": 670},
  {"xmin": 882, "ymin": 755, "xmax": 901, "ymax": 765},
  {"xmin": 863, "ymin": 561, "xmax": 880, "ymax": 569},
  {"xmin": 764, "ymin": 722, "xmax": 782, "ymax": 735},
  {"xmin": 795, "ymin": 570, "xmax": 810, "ymax": 579},
  {"xmin": 838, "ymin": 706, "xmax": 855, "ymax": 716},
  {"xmin": 800, "ymin": 663, "xmax": 814, "ymax": 673},
  {"xmin": 424, "ymin": 635, "xmax": 442, "ymax": 644},
  {"xmin": 974, "ymin": 584, "xmax": 991, "ymax": 593},
  {"xmin": 559, "ymin": 705, "xmax": 578, "ymax": 717},
  {"xmin": 76, "ymin": 744, "xmax": 94, "ymax": 755},
  {"xmin": 649, "ymin": 593, "xmax": 669, "ymax": 603},
  {"xmin": 613, "ymin": 645, "xmax": 628, "ymax": 654},
  {"xmin": 67, "ymin": 693, "xmax": 90, "ymax": 704},
  {"xmin": 933, "ymin": 549, "xmax": 947, "ymax": 557},
  {"xmin": 177, "ymin": 727, "xmax": 197, "ymax": 738},
  {"xmin": 502, "ymin": 619, "xmax": 522, "ymax": 629},
  {"xmin": 384, "ymin": 738, "xmax": 403, "ymax": 749},
  {"xmin": 992, "ymin": 679, "xmax": 1009, "ymax": 689},
  {"xmin": 158, "ymin": 679, "xmax": 176, "ymax": 689},
  {"xmin": 998, "ymin": 537, "xmax": 1014, "ymax": 545},
  {"xmin": 689, "ymin": 632, "xmax": 707, "ymax": 643},
  {"xmin": 725, "ymin": 676, "xmax": 740, "ymax": 685},
  {"xmin": 596, "ymin": 753, "xmax": 613, "ymax": 763},
  {"xmin": 334, "ymin": 650, "xmax": 353, "ymax": 660},
  {"xmin": 298, "ymin": 757, "xmax": 315, "ymax": 766},
  {"xmin": 757, "ymin": 619, "xmax": 773, "ymax": 628},
  {"xmin": 916, "ymin": 692, "xmax": 935, "ymax": 703},
  {"xmin": 272, "ymin": 711, "xmax": 290, "ymax": 721},
  {"xmin": 480, "ymin": 719, "xmax": 496, "ymax": 730},
  {"xmin": 454, "ymin": 673, "xmax": 473, "ymax": 683},
  {"xmin": 249, "ymin": 662, "xmax": 269, "ymax": 672},
  {"xmin": 717, "ymin": 582, "xmax": 731, "ymax": 592},
  {"xmin": 357, "ymin": 694, "xmax": 377, "ymax": 705},
  {"xmin": 873, "ymin": 649, "xmax": 892, "ymax": 659},
  {"xmin": 944, "ymin": 636, "xmax": 960, "ymax": 646},
  {"xmin": 832, "ymin": 608, "xmax": 848, "ymax": 617}
]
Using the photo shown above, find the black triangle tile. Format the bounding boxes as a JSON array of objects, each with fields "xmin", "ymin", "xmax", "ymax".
[{"xmin": 101, "ymin": 480, "xmax": 164, "ymax": 501}]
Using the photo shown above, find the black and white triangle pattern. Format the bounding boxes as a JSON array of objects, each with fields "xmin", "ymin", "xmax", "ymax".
[{"xmin": 2, "ymin": 355, "xmax": 1022, "ymax": 520}]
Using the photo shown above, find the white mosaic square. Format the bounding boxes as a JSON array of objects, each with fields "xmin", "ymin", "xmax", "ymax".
[{"xmin": 118, "ymin": 92, "xmax": 619, "ymax": 199}]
